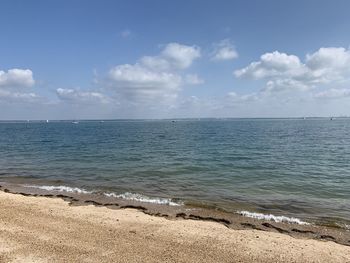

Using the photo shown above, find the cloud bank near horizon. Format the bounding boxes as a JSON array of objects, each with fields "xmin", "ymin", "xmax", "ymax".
[{"xmin": 2, "ymin": 44, "xmax": 350, "ymax": 119}]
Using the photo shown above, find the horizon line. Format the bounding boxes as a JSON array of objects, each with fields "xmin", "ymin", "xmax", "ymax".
[{"xmin": 0, "ymin": 116, "xmax": 348, "ymax": 122}]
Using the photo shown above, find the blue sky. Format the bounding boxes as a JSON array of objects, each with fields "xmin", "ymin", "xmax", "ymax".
[{"xmin": 1, "ymin": 0, "xmax": 350, "ymax": 119}]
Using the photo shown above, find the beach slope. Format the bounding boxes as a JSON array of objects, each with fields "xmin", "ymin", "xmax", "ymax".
[{"xmin": 0, "ymin": 191, "xmax": 349, "ymax": 263}]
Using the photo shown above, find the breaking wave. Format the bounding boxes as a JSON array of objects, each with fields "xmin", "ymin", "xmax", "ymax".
[
  {"xmin": 238, "ymin": 210, "xmax": 309, "ymax": 225},
  {"xmin": 22, "ymin": 184, "xmax": 181, "ymax": 206},
  {"xmin": 24, "ymin": 185, "xmax": 93, "ymax": 194},
  {"xmin": 104, "ymin": 192, "xmax": 181, "ymax": 206}
]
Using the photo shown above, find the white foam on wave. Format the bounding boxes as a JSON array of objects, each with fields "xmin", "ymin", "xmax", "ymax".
[
  {"xmin": 238, "ymin": 210, "xmax": 309, "ymax": 225},
  {"xmin": 22, "ymin": 184, "xmax": 181, "ymax": 206},
  {"xmin": 104, "ymin": 192, "xmax": 181, "ymax": 206},
  {"xmin": 24, "ymin": 185, "xmax": 92, "ymax": 194}
]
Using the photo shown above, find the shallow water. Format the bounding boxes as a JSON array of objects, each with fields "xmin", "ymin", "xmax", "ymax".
[{"xmin": 0, "ymin": 119, "xmax": 349, "ymax": 228}]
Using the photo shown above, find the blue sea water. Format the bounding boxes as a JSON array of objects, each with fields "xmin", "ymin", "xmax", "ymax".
[{"xmin": 0, "ymin": 119, "xmax": 349, "ymax": 227}]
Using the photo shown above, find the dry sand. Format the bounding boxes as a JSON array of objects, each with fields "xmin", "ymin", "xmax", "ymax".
[{"xmin": 0, "ymin": 191, "xmax": 349, "ymax": 263}]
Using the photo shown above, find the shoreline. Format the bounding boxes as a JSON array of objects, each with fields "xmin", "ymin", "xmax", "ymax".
[
  {"xmin": 0, "ymin": 190, "xmax": 349, "ymax": 262},
  {"xmin": 1, "ymin": 180, "xmax": 349, "ymax": 229},
  {"xmin": 1, "ymin": 183, "xmax": 350, "ymax": 248}
]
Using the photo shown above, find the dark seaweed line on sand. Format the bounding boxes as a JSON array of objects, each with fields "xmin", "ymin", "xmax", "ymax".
[{"xmin": 0, "ymin": 185, "xmax": 349, "ymax": 247}]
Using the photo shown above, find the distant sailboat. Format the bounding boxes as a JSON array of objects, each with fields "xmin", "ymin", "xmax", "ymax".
[
  {"xmin": 72, "ymin": 121, "xmax": 79, "ymax": 124},
  {"xmin": 46, "ymin": 120, "xmax": 49, "ymax": 123}
]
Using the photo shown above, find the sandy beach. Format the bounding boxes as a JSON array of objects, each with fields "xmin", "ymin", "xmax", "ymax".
[{"xmin": 0, "ymin": 191, "xmax": 349, "ymax": 262}]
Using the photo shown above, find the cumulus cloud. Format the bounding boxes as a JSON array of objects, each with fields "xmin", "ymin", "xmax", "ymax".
[
  {"xmin": 234, "ymin": 51, "xmax": 304, "ymax": 79},
  {"xmin": 211, "ymin": 39, "xmax": 238, "ymax": 61},
  {"xmin": 140, "ymin": 56, "xmax": 171, "ymax": 71},
  {"xmin": 107, "ymin": 42, "xmax": 201, "ymax": 103},
  {"xmin": 140, "ymin": 42, "xmax": 201, "ymax": 71},
  {"xmin": 160, "ymin": 43, "xmax": 201, "ymax": 69},
  {"xmin": 0, "ymin": 68, "xmax": 39, "ymax": 103},
  {"xmin": 0, "ymin": 69, "xmax": 35, "ymax": 88},
  {"xmin": 108, "ymin": 64, "xmax": 181, "ymax": 101},
  {"xmin": 0, "ymin": 89, "xmax": 39, "ymax": 103},
  {"xmin": 264, "ymin": 79, "xmax": 310, "ymax": 92},
  {"xmin": 234, "ymin": 47, "xmax": 350, "ymax": 94},
  {"xmin": 56, "ymin": 88, "xmax": 110, "ymax": 104},
  {"xmin": 306, "ymin": 47, "xmax": 350, "ymax": 70},
  {"xmin": 305, "ymin": 47, "xmax": 350, "ymax": 84}
]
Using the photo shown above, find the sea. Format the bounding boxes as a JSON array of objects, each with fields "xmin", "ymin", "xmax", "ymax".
[{"xmin": 0, "ymin": 118, "xmax": 349, "ymax": 229}]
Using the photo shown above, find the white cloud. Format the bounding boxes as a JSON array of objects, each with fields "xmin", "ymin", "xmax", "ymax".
[
  {"xmin": 211, "ymin": 39, "xmax": 238, "ymax": 61},
  {"xmin": 263, "ymin": 79, "xmax": 310, "ymax": 93},
  {"xmin": 234, "ymin": 51, "xmax": 304, "ymax": 79},
  {"xmin": 0, "ymin": 89, "xmax": 39, "ymax": 103},
  {"xmin": 305, "ymin": 47, "xmax": 350, "ymax": 84},
  {"xmin": 0, "ymin": 69, "xmax": 35, "ymax": 88},
  {"xmin": 0, "ymin": 68, "xmax": 39, "ymax": 103},
  {"xmin": 108, "ymin": 64, "xmax": 181, "ymax": 101},
  {"xmin": 227, "ymin": 91, "xmax": 259, "ymax": 103},
  {"xmin": 56, "ymin": 88, "xmax": 110, "ymax": 104},
  {"xmin": 314, "ymin": 88, "xmax": 350, "ymax": 99},
  {"xmin": 234, "ymin": 47, "xmax": 350, "ymax": 94},
  {"xmin": 140, "ymin": 56, "xmax": 170, "ymax": 71},
  {"xmin": 106, "ymin": 42, "xmax": 201, "ymax": 103},
  {"xmin": 160, "ymin": 43, "xmax": 201, "ymax": 69},
  {"xmin": 306, "ymin": 47, "xmax": 350, "ymax": 70},
  {"xmin": 140, "ymin": 42, "xmax": 201, "ymax": 71}
]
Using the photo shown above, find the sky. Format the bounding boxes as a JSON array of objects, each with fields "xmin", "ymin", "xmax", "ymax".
[{"xmin": 1, "ymin": 0, "xmax": 350, "ymax": 119}]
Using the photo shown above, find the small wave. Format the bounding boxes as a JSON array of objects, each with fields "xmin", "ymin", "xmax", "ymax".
[
  {"xmin": 104, "ymin": 192, "xmax": 181, "ymax": 206},
  {"xmin": 24, "ymin": 185, "xmax": 92, "ymax": 194},
  {"xmin": 238, "ymin": 210, "xmax": 309, "ymax": 225},
  {"xmin": 22, "ymin": 184, "xmax": 181, "ymax": 206}
]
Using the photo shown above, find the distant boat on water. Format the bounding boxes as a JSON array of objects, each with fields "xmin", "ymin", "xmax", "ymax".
[{"xmin": 72, "ymin": 121, "xmax": 79, "ymax": 124}]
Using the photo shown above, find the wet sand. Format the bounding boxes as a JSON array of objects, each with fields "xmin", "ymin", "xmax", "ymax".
[{"xmin": 0, "ymin": 191, "xmax": 349, "ymax": 262}]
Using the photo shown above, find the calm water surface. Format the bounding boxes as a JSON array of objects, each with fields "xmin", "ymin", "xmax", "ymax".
[{"xmin": 0, "ymin": 119, "xmax": 349, "ymax": 227}]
